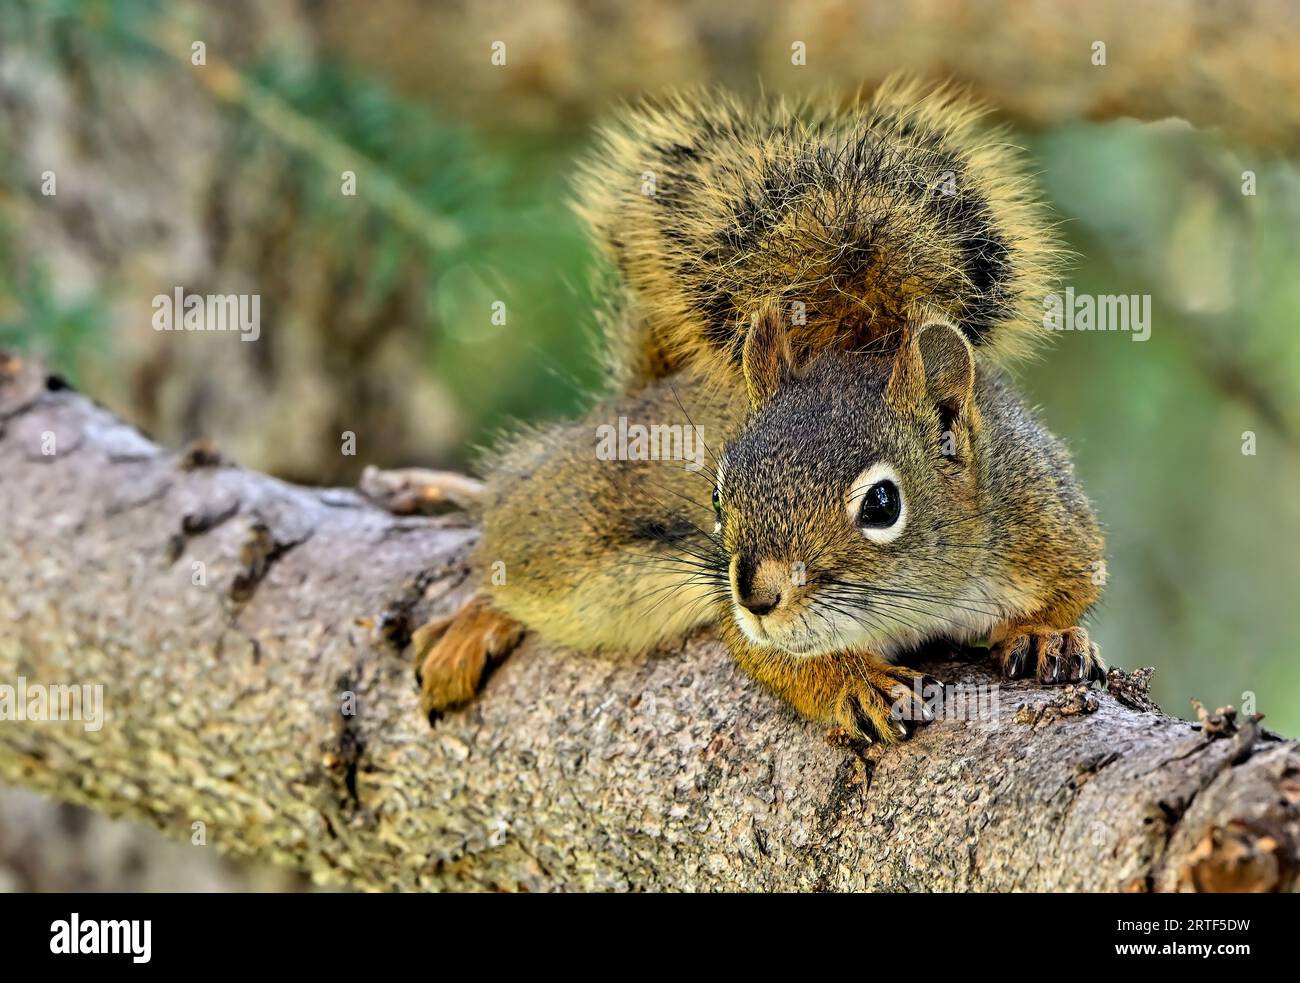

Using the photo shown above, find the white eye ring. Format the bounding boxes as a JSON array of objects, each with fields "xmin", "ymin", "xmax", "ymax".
[{"xmin": 845, "ymin": 462, "xmax": 907, "ymax": 545}]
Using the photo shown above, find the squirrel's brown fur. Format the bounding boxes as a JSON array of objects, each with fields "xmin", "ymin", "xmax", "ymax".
[
  {"xmin": 577, "ymin": 78, "xmax": 1064, "ymax": 387},
  {"xmin": 416, "ymin": 81, "xmax": 1104, "ymax": 745}
]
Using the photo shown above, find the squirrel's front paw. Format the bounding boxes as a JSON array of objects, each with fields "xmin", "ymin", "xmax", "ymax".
[
  {"xmin": 829, "ymin": 664, "xmax": 938, "ymax": 745},
  {"xmin": 993, "ymin": 625, "xmax": 1104, "ymax": 685},
  {"xmin": 413, "ymin": 597, "xmax": 524, "ymax": 724}
]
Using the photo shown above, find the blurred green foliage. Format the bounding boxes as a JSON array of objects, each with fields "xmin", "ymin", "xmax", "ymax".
[
  {"xmin": 0, "ymin": 0, "xmax": 152, "ymax": 376},
  {"xmin": 1025, "ymin": 124, "xmax": 1300, "ymax": 733},
  {"xmin": 234, "ymin": 56, "xmax": 606, "ymax": 441},
  {"xmin": 0, "ymin": 0, "xmax": 606, "ymax": 452},
  {"xmin": 0, "ymin": 219, "xmax": 107, "ymax": 384}
]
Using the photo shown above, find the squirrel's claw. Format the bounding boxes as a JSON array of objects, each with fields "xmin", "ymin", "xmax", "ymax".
[
  {"xmin": 830, "ymin": 665, "xmax": 939, "ymax": 745},
  {"xmin": 994, "ymin": 625, "xmax": 1104, "ymax": 686},
  {"xmin": 414, "ymin": 596, "xmax": 524, "ymax": 723}
]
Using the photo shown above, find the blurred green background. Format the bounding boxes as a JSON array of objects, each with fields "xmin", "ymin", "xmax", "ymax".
[{"xmin": 1, "ymin": 0, "xmax": 1298, "ymax": 887}]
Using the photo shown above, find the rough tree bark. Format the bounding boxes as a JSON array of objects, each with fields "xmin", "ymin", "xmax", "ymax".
[{"xmin": 1, "ymin": 355, "xmax": 1297, "ymax": 892}]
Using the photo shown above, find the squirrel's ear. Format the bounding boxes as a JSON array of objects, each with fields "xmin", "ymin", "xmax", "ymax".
[
  {"xmin": 918, "ymin": 321, "xmax": 975, "ymax": 415},
  {"xmin": 887, "ymin": 321, "xmax": 975, "ymax": 417},
  {"xmin": 741, "ymin": 306, "xmax": 795, "ymax": 408}
]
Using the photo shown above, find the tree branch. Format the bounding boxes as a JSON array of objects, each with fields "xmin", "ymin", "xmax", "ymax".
[{"xmin": 0, "ymin": 355, "xmax": 1296, "ymax": 892}]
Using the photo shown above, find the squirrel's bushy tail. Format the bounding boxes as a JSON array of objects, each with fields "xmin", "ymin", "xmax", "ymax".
[{"xmin": 576, "ymin": 78, "xmax": 1064, "ymax": 384}]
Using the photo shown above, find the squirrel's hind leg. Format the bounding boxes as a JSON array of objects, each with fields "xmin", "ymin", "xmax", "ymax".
[{"xmin": 415, "ymin": 596, "xmax": 525, "ymax": 723}]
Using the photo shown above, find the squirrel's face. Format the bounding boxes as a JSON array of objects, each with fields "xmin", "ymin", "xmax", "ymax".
[{"xmin": 713, "ymin": 314, "xmax": 993, "ymax": 657}]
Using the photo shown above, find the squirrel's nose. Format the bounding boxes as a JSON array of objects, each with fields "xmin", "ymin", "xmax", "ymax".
[
  {"xmin": 734, "ymin": 554, "xmax": 784, "ymax": 616},
  {"xmin": 740, "ymin": 592, "xmax": 781, "ymax": 617}
]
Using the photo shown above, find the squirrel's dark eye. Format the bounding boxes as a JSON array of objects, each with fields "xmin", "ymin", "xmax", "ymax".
[{"xmin": 857, "ymin": 480, "xmax": 901, "ymax": 528}]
